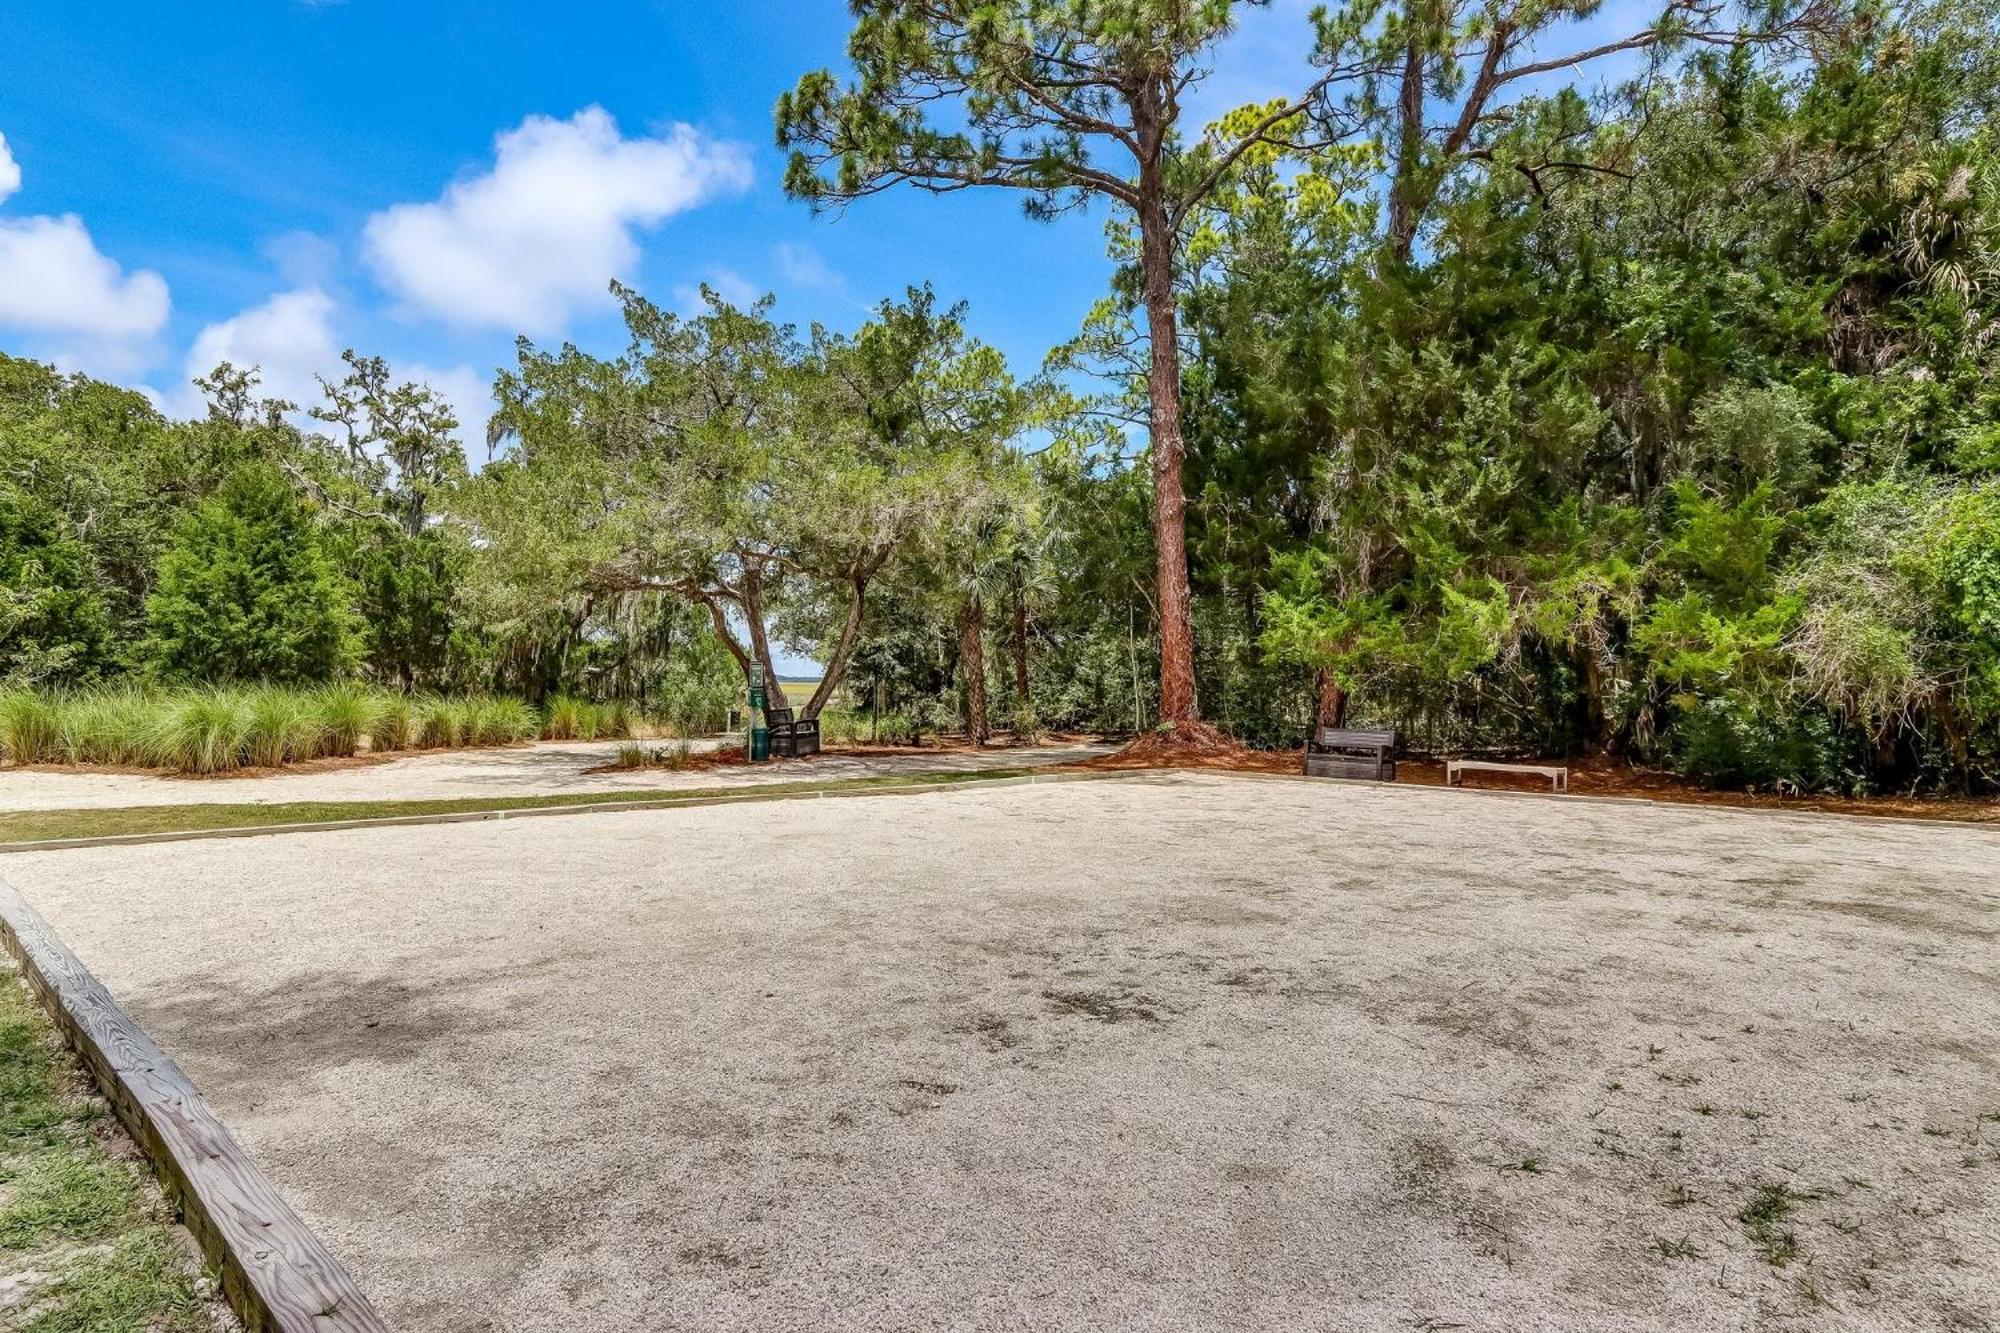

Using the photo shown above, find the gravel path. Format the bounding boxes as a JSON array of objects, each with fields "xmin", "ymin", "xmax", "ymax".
[
  {"xmin": 0, "ymin": 740, "xmax": 1111, "ymax": 811},
  {"xmin": 4, "ymin": 774, "xmax": 1996, "ymax": 1332}
]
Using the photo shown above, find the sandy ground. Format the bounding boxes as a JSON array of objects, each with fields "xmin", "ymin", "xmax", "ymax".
[
  {"xmin": 0, "ymin": 739, "xmax": 1110, "ymax": 811},
  {"xmin": 4, "ymin": 774, "xmax": 1997, "ymax": 1332}
]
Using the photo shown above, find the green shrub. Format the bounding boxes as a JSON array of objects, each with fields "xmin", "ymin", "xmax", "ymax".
[
  {"xmin": 142, "ymin": 467, "xmax": 359, "ymax": 686},
  {"xmin": 816, "ymin": 709, "xmax": 868, "ymax": 745},
  {"xmin": 0, "ymin": 483, "xmax": 115, "ymax": 689},
  {"xmin": 1006, "ymin": 705, "xmax": 1044, "ymax": 745},
  {"xmin": 1664, "ymin": 694, "xmax": 1865, "ymax": 794}
]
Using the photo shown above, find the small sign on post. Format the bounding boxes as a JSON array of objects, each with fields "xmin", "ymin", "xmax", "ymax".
[{"xmin": 747, "ymin": 663, "xmax": 771, "ymax": 762}]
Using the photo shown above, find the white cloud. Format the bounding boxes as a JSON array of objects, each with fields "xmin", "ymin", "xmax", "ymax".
[
  {"xmin": 174, "ymin": 286, "xmax": 491, "ymax": 452},
  {"xmin": 0, "ymin": 130, "xmax": 170, "ymax": 358},
  {"xmin": 0, "ymin": 133, "xmax": 19, "ymax": 206},
  {"xmin": 263, "ymin": 229, "xmax": 342, "ymax": 288},
  {"xmin": 774, "ymin": 241, "xmax": 840, "ymax": 291},
  {"xmin": 179, "ymin": 286, "xmax": 341, "ymax": 414},
  {"xmin": 362, "ymin": 107, "xmax": 752, "ymax": 334}
]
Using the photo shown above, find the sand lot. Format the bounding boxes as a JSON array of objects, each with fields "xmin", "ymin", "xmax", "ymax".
[
  {"xmin": 0, "ymin": 739, "xmax": 1109, "ymax": 811},
  {"xmin": 4, "ymin": 774, "xmax": 1997, "ymax": 1332}
]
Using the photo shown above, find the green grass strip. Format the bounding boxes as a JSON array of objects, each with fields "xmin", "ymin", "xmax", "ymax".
[
  {"xmin": 1, "ymin": 971, "xmax": 211, "ymax": 1332},
  {"xmin": 0, "ymin": 766, "xmax": 1060, "ymax": 846}
]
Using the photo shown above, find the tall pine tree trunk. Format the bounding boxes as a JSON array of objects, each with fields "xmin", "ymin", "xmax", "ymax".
[
  {"xmin": 1137, "ymin": 185, "xmax": 1198, "ymax": 727},
  {"xmin": 1314, "ymin": 669, "xmax": 1347, "ymax": 730}
]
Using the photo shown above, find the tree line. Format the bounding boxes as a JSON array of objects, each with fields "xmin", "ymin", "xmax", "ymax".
[
  {"xmin": 4, "ymin": 0, "xmax": 1997, "ymax": 793},
  {"xmin": 783, "ymin": 0, "xmax": 2000, "ymax": 792}
]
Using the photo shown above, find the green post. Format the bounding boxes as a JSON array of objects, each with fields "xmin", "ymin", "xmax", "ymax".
[{"xmin": 748, "ymin": 662, "xmax": 771, "ymax": 762}]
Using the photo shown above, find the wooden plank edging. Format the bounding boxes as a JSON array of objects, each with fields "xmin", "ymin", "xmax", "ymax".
[
  {"xmin": 0, "ymin": 876, "xmax": 388, "ymax": 1332},
  {"xmin": 0, "ymin": 766, "xmax": 1144, "ymax": 854}
]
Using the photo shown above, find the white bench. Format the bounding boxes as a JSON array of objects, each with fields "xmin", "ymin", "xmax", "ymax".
[{"xmin": 1447, "ymin": 759, "xmax": 1569, "ymax": 793}]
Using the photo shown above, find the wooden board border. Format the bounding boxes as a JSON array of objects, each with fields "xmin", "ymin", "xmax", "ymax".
[{"xmin": 0, "ymin": 876, "xmax": 388, "ymax": 1332}]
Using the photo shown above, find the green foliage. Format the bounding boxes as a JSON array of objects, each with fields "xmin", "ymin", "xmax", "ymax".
[
  {"xmin": 475, "ymin": 282, "xmax": 1030, "ymax": 721},
  {"xmin": 1665, "ymin": 696, "xmax": 1866, "ymax": 793},
  {"xmin": 0, "ymin": 486, "xmax": 113, "ymax": 688},
  {"xmin": 1156, "ymin": 0, "xmax": 2000, "ymax": 790},
  {"xmin": 0, "ymin": 348, "xmax": 723, "ymax": 709},
  {"xmin": 647, "ymin": 631, "xmax": 741, "ymax": 735},
  {"xmin": 142, "ymin": 467, "xmax": 359, "ymax": 686},
  {"xmin": 348, "ymin": 526, "xmax": 469, "ymax": 692}
]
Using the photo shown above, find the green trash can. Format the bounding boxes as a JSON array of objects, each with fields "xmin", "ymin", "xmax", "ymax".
[{"xmin": 748, "ymin": 665, "xmax": 771, "ymax": 762}]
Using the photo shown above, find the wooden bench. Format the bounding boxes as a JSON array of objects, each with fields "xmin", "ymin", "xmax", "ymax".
[
  {"xmin": 766, "ymin": 706, "xmax": 821, "ymax": 759},
  {"xmin": 1304, "ymin": 726, "xmax": 1396, "ymax": 782},
  {"xmin": 1447, "ymin": 759, "xmax": 1570, "ymax": 793}
]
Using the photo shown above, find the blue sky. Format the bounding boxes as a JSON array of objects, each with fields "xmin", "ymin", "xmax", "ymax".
[
  {"xmin": 2, "ymin": 1, "xmax": 1655, "ymax": 675},
  {"xmin": 0, "ymin": 0, "xmax": 1339, "ymax": 449}
]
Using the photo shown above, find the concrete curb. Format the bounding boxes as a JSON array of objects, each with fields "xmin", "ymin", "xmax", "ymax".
[{"xmin": 0, "ymin": 767, "xmax": 1145, "ymax": 854}]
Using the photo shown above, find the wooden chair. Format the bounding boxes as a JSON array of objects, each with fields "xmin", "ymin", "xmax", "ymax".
[
  {"xmin": 765, "ymin": 706, "xmax": 821, "ymax": 759},
  {"xmin": 1303, "ymin": 726, "xmax": 1396, "ymax": 781}
]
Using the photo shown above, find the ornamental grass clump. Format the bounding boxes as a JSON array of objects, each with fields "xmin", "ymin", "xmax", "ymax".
[
  {"xmin": 0, "ymin": 691, "xmax": 60, "ymax": 765},
  {"xmin": 312, "ymin": 683, "xmax": 379, "ymax": 758},
  {"xmin": 414, "ymin": 695, "xmax": 470, "ymax": 749},
  {"xmin": 51, "ymin": 688, "xmax": 160, "ymax": 767},
  {"xmin": 468, "ymin": 695, "xmax": 538, "ymax": 746},
  {"xmin": 0, "ymin": 685, "xmax": 552, "ymax": 771},
  {"xmin": 243, "ymin": 688, "xmax": 323, "ymax": 768},
  {"xmin": 540, "ymin": 696, "xmax": 633, "ymax": 741},
  {"xmin": 369, "ymin": 693, "xmax": 416, "ymax": 752},
  {"xmin": 541, "ymin": 695, "xmax": 588, "ymax": 740},
  {"xmin": 151, "ymin": 692, "xmax": 253, "ymax": 774}
]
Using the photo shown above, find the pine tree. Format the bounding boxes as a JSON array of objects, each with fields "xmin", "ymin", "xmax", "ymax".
[{"xmin": 143, "ymin": 466, "xmax": 358, "ymax": 684}]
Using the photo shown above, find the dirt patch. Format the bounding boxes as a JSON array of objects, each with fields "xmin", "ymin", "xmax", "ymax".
[
  {"xmin": 1098, "ymin": 720, "xmax": 1262, "ymax": 768},
  {"xmin": 1041, "ymin": 986, "xmax": 1165, "ymax": 1024},
  {"xmin": 1077, "ymin": 745, "xmax": 2000, "ymax": 824}
]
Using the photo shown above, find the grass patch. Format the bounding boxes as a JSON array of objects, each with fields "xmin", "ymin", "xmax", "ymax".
[
  {"xmin": 0, "ymin": 1154, "xmax": 139, "ymax": 1251},
  {"xmin": 1738, "ymin": 1182, "xmax": 1813, "ymax": 1266},
  {"xmin": 21, "ymin": 1227, "xmax": 212, "ymax": 1333},
  {"xmin": 606, "ymin": 739, "xmax": 694, "ymax": 772},
  {"xmin": 0, "ymin": 969, "xmax": 215, "ymax": 1331},
  {"xmin": 1653, "ymin": 1235, "xmax": 1703, "ymax": 1260},
  {"xmin": 0, "ymin": 766, "xmax": 1052, "ymax": 845},
  {"xmin": 0, "ymin": 984, "xmax": 70, "ymax": 1144}
]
